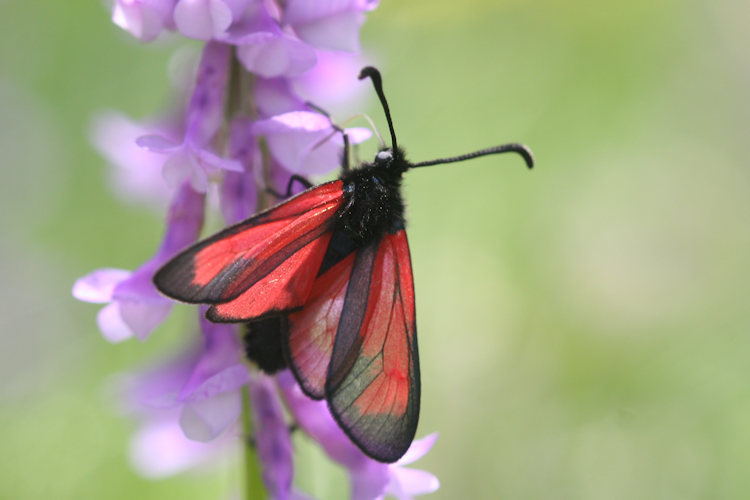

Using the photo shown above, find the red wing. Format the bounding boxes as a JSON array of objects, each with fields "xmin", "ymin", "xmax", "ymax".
[
  {"xmin": 325, "ymin": 230, "xmax": 419, "ymax": 463},
  {"xmin": 206, "ymin": 232, "xmax": 332, "ymax": 322},
  {"xmin": 154, "ymin": 181, "xmax": 343, "ymax": 311},
  {"xmin": 284, "ymin": 252, "xmax": 357, "ymax": 399}
]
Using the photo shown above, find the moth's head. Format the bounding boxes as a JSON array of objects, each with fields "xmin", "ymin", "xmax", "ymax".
[
  {"xmin": 373, "ymin": 147, "xmax": 409, "ymax": 175},
  {"xmin": 374, "ymin": 149, "xmax": 394, "ymax": 166}
]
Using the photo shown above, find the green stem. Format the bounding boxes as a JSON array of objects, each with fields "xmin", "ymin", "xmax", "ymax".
[
  {"xmin": 224, "ymin": 48, "xmax": 268, "ymax": 500},
  {"xmin": 242, "ymin": 386, "xmax": 267, "ymax": 500}
]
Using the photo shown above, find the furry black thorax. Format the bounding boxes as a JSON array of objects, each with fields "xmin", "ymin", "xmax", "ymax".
[{"xmin": 334, "ymin": 147, "xmax": 409, "ymax": 246}]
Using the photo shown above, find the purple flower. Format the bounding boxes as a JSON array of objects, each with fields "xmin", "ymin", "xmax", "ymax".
[
  {"xmin": 130, "ymin": 414, "xmax": 237, "ymax": 478},
  {"xmin": 290, "ymin": 51, "xmax": 372, "ymax": 115},
  {"xmin": 173, "ymin": 0, "xmax": 252, "ymax": 40},
  {"xmin": 251, "ymin": 51, "xmax": 372, "ymax": 118},
  {"xmin": 138, "ymin": 42, "xmax": 243, "ymax": 192},
  {"xmin": 121, "ymin": 312, "xmax": 248, "ymax": 438},
  {"xmin": 278, "ymin": 371, "xmax": 438, "ymax": 500},
  {"xmin": 378, "ymin": 434, "xmax": 440, "ymax": 500},
  {"xmin": 253, "ymin": 77, "xmax": 308, "ymax": 117},
  {"xmin": 87, "ymin": 0, "xmax": 431, "ymax": 496},
  {"xmin": 283, "ymin": 0, "xmax": 379, "ymax": 52},
  {"xmin": 249, "ymin": 374, "xmax": 294, "ymax": 498},
  {"xmin": 73, "ymin": 182, "xmax": 205, "ymax": 341},
  {"xmin": 276, "ymin": 371, "xmax": 389, "ymax": 499},
  {"xmin": 112, "ymin": 0, "xmax": 176, "ymax": 41},
  {"xmin": 220, "ymin": 117, "xmax": 261, "ymax": 224},
  {"xmin": 89, "ymin": 111, "xmax": 175, "ymax": 207},
  {"xmin": 226, "ymin": 1, "xmax": 318, "ymax": 78},
  {"xmin": 251, "ymin": 110, "xmax": 371, "ymax": 175},
  {"xmin": 176, "ymin": 314, "xmax": 250, "ymax": 441},
  {"xmin": 117, "ymin": 316, "xmax": 247, "ymax": 477}
]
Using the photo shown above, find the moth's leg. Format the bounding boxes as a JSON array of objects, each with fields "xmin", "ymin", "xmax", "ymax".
[
  {"xmin": 266, "ymin": 174, "xmax": 314, "ymax": 199},
  {"xmin": 307, "ymin": 101, "xmax": 350, "ymax": 171}
]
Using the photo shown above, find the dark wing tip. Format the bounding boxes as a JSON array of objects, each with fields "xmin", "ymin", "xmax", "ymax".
[
  {"xmin": 152, "ymin": 254, "xmax": 210, "ymax": 304},
  {"xmin": 152, "ymin": 258, "xmax": 188, "ymax": 299},
  {"xmin": 326, "ymin": 402, "xmax": 419, "ymax": 463}
]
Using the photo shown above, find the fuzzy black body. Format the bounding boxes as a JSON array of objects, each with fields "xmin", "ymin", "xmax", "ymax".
[
  {"xmin": 335, "ymin": 147, "xmax": 409, "ymax": 245},
  {"xmin": 314, "ymin": 147, "xmax": 410, "ymax": 277},
  {"xmin": 244, "ymin": 316, "xmax": 288, "ymax": 373},
  {"xmin": 246, "ymin": 147, "xmax": 411, "ymax": 374}
]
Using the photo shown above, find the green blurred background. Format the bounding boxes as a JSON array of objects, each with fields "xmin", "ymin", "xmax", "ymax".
[{"xmin": 2, "ymin": 1, "xmax": 749, "ymax": 498}]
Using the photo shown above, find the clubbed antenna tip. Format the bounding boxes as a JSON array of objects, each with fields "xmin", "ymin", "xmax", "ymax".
[{"xmin": 359, "ymin": 66, "xmax": 398, "ymax": 151}]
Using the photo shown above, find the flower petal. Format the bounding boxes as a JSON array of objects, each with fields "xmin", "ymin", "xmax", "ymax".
[
  {"xmin": 284, "ymin": 0, "xmax": 375, "ymax": 52},
  {"xmin": 184, "ymin": 364, "xmax": 251, "ymax": 402},
  {"xmin": 390, "ymin": 468, "xmax": 440, "ymax": 498},
  {"xmin": 290, "ymin": 51, "xmax": 370, "ymax": 114},
  {"xmin": 136, "ymin": 133, "xmax": 180, "ymax": 152},
  {"xmin": 158, "ymin": 181, "xmax": 206, "ymax": 255},
  {"xmin": 184, "ymin": 41, "xmax": 232, "ymax": 144},
  {"xmin": 350, "ymin": 460, "xmax": 390, "ymax": 500},
  {"xmin": 251, "ymin": 375, "xmax": 294, "ymax": 498},
  {"xmin": 73, "ymin": 268, "xmax": 132, "ymax": 303},
  {"xmin": 90, "ymin": 112, "xmax": 174, "ymax": 206},
  {"xmin": 174, "ymin": 0, "xmax": 233, "ymax": 40},
  {"xmin": 130, "ymin": 417, "xmax": 228, "ymax": 478},
  {"xmin": 180, "ymin": 389, "xmax": 242, "ymax": 441},
  {"xmin": 397, "ymin": 433, "xmax": 438, "ymax": 466},
  {"xmin": 292, "ymin": 10, "xmax": 364, "ymax": 52},
  {"xmin": 254, "ymin": 77, "xmax": 306, "ymax": 117},
  {"xmin": 221, "ymin": 118, "xmax": 259, "ymax": 224},
  {"xmin": 118, "ymin": 299, "xmax": 173, "ymax": 341},
  {"xmin": 346, "ymin": 127, "xmax": 372, "ymax": 144},
  {"xmin": 112, "ymin": 0, "xmax": 175, "ymax": 42},
  {"xmin": 194, "ymin": 146, "xmax": 244, "ymax": 173},
  {"xmin": 277, "ymin": 371, "xmax": 390, "ymax": 498},
  {"xmin": 252, "ymin": 111, "xmax": 344, "ymax": 174},
  {"xmin": 236, "ymin": 33, "xmax": 317, "ymax": 78},
  {"xmin": 97, "ymin": 302, "xmax": 135, "ymax": 343}
]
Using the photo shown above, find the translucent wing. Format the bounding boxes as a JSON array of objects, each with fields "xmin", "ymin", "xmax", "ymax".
[
  {"xmin": 154, "ymin": 181, "xmax": 343, "ymax": 318},
  {"xmin": 285, "ymin": 251, "xmax": 357, "ymax": 399},
  {"xmin": 286, "ymin": 229, "xmax": 419, "ymax": 462}
]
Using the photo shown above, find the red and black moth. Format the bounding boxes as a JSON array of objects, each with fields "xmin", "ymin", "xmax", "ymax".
[{"xmin": 154, "ymin": 67, "xmax": 534, "ymax": 463}]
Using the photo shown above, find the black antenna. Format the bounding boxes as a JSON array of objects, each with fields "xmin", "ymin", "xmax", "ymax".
[
  {"xmin": 412, "ymin": 143, "xmax": 534, "ymax": 169},
  {"xmin": 359, "ymin": 67, "xmax": 398, "ymax": 151}
]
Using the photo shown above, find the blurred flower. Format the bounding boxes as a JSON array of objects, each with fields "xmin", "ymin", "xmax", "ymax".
[
  {"xmin": 379, "ymin": 434, "xmax": 440, "ymax": 500},
  {"xmin": 283, "ymin": 0, "xmax": 380, "ymax": 52},
  {"xmin": 173, "ymin": 0, "xmax": 252, "ymax": 40},
  {"xmin": 137, "ymin": 41, "xmax": 243, "ymax": 192},
  {"xmin": 221, "ymin": 117, "xmax": 261, "ymax": 224},
  {"xmin": 73, "ymin": 182, "xmax": 205, "ymax": 341},
  {"xmin": 177, "ymin": 314, "xmax": 250, "ymax": 441},
  {"xmin": 227, "ymin": 1, "xmax": 318, "ymax": 78},
  {"xmin": 276, "ymin": 370, "xmax": 389, "ymax": 498},
  {"xmin": 277, "ymin": 371, "xmax": 439, "ymax": 499},
  {"xmin": 252, "ymin": 110, "xmax": 371, "ymax": 175},
  {"xmin": 77, "ymin": 1, "xmax": 437, "ymax": 498},
  {"xmin": 89, "ymin": 111, "xmax": 176, "ymax": 207},
  {"xmin": 253, "ymin": 76, "xmax": 308, "ymax": 117},
  {"xmin": 118, "ymin": 312, "xmax": 247, "ymax": 475},
  {"xmin": 130, "ymin": 414, "xmax": 237, "ymax": 478},
  {"xmin": 250, "ymin": 373, "xmax": 294, "ymax": 498},
  {"xmin": 112, "ymin": 0, "xmax": 176, "ymax": 41},
  {"xmin": 290, "ymin": 51, "xmax": 371, "ymax": 115}
]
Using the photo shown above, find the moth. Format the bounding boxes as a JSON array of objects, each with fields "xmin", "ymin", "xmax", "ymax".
[{"xmin": 154, "ymin": 67, "xmax": 533, "ymax": 462}]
